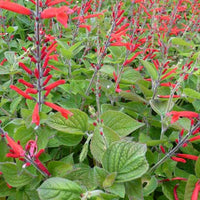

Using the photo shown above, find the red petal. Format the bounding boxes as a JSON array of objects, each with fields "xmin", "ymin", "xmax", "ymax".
[
  {"xmin": 0, "ymin": 1, "xmax": 32, "ymax": 15},
  {"xmin": 32, "ymin": 103, "xmax": 40, "ymax": 126}
]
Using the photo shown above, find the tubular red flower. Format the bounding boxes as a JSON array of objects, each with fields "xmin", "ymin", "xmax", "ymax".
[
  {"xmin": 44, "ymin": 80, "xmax": 65, "ymax": 90},
  {"xmin": 171, "ymin": 156, "xmax": 186, "ymax": 163},
  {"xmin": 0, "ymin": 58, "xmax": 7, "ymax": 66},
  {"xmin": 79, "ymin": 24, "xmax": 92, "ymax": 32},
  {"xmin": 25, "ymin": 88, "xmax": 38, "ymax": 94},
  {"xmin": 0, "ymin": 1, "xmax": 32, "ymax": 15},
  {"xmin": 32, "ymin": 103, "xmax": 40, "ymax": 126},
  {"xmin": 123, "ymin": 51, "xmax": 143, "ymax": 66},
  {"xmin": 160, "ymin": 145, "xmax": 165, "ymax": 154},
  {"xmin": 159, "ymin": 177, "xmax": 187, "ymax": 182},
  {"xmin": 44, "ymin": 101, "xmax": 73, "ymax": 119},
  {"xmin": 5, "ymin": 134, "xmax": 25, "ymax": 158},
  {"xmin": 173, "ymin": 184, "xmax": 179, "ymax": 200},
  {"xmin": 157, "ymin": 95, "xmax": 181, "ymax": 98},
  {"xmin": 189, "ymin": 135, "xmax": 200, "ymax": 142},
  {"xmin": 43, "ymin": 75, "xmax": 53, "ymax": 86},
  {"xmin": 176, "ymin": 154, "xmax": 198, "ymax": 161},
  {"xmin": 10, "ymin": 85, "xmax": 33, "ymax": 100},
  {"xmin": 161, "ymin": 67, "xmax": 177, "ymax": 80},
  {"xmin": 166, "ymin": 111, "xmax": 199, "ymax": 123},
  {"xmin": 191, "ymin": 180, "xmax": 200, "ymax": 200},
  {"xmin": 19, "ymin": 62, "xmax": 32, "ymax": 75},
  {"xmin": 45, "ymin": 0, "xmax": 69, "ymax": 6},
  {"xmin": 18, "ymin": 79, "xmax": 34, "ymax": 88}
]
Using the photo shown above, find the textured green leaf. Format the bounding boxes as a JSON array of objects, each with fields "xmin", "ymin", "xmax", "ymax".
[
  {"xmin": 195, "ymin": 156, "xmax": 200, "ymax": 178},
  {"xmin": 150, "ymin": 99, "xmax": 174, "ymax": 116},
  {"xmin": 94, "ymin": 166, "xmax": 108, "ymax": 187},
  {"xmin": 184, "ymin": 175, "xmax": 199, "ymax": 200},
  {"xmin": 37, "ymin": 177, "xmax": 83, "ymax": 200},
  {"xmin": 102, "ymin": 141, "xmax": 148, "ymax": 182},
  {"xmin": 46, "ymin": 109, "xmax": 88, "ymax": 135},
  {"xmin": 103, "ymin": 172, "xmax": 117, "ymax": 188},
  {"xmin": 64, "ymin": 164, "xmax": 96, "ymax": 190},
  {"xmin": 125, "ymin": 179, "xmax": 143, "ymax": 200},
  {"xmin": 90, "ymin": 126, "xmax": 120, "ymax": 163},
  {"xmin": 183, "ymin": 88, "xmax": 200, "ymax": 99},
  {"xmin": 56, "ymin": 131, "xmax": 83, "ymax": 146},
  {"xmin": 79, "ymin": 134, "xmax": 92, "ymax": 162},
  {"xmin": 101, "ymin": 111, "xmax": 144, "ymax": 137},
  {"xmin": 172, "ymin": 37, "xmax": 194, "ymax": 46},
  {"xmin": 48, "ymin": 161, "xmax": 73, "ymax": 177},
  {"xmin": 106, "ymin": 182, "xmax": 125, "ymax": 198},
  {"xmin": 0, "ymin": 163, "xmax": 32, "ymax": 187},
  {"xmin": 140, "ymin": 60, "xmax": 158, "ymax": 80},
  {"xmin": 143, "ymin": 176, "xmax": 158, "ymax": 196}
]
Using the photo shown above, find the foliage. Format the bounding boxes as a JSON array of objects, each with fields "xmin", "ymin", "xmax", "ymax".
[{"xmin": 0, "ymin": 0, "xmax": 200, "ymax": 199}]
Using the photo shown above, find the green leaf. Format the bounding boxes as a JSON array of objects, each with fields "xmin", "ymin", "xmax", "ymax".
[
  {"xmin": 64, "ymin": 164, "xmax": 96, "ymax": 190},
  {"xmin": 0, "ymin": 163, "xmax": 33, "ymax": 187},
  {"xmin": 103, "ymin": 172, "xmax": 117, "ymax": 188},
  {"xmin": 79, "ymin": 134, "xmax": 92, "ymax": 162},
  {"xmin": 46, "ymin": 109, "xmax": 88, "ymax": 135},
  {"xmin": 195, "ymin": 156, "xmax": 200, "ymax": 178},
  {"xmin": 48, "ymin": 161, "xmax": 73, "ymax": 177},
  {"xmin": 60, "ymin": 48, "xmax": 73, "ymax": 60},
  {"xmin": 140, "ymin": 60, "xmax": 158, "ymax": 80},
  {"xmin": 90, "ymin": 126, "xmax": 120, "ymax": 163},
  {"xmin": 143, "ymin": 176, "xmax": 158, "ymax": 196},
  {"xmin": 94, "ymin": 166, "xmax": 108, "ymax": 187},
  {"xmin": 37, "ymin": 177, "xmax": 83, "ymax": 200},
  {"xmin": 4, "ymin": 51, "xmax": 16, "ymax": 64},
  {"xmin": 172, "ymin": 37, "xmax": 194, "ymax": 47},
  {"xmin": 101, "ymin": 110, "xmax": 144, "ymax": 137},
  {"xmin": 150, "ymin": 99, "xmax": 174, "ymax": 116},
  {"xmin": 184, "ymin": 175, "xmax": 199, "ymax": 200},
  {"xmin": 102, "ymin": 141, "xmax": 149, "ymax": 182},
  {"xmin": 56, "ymin": 131, "xmax": 83, "ymax": 146},
  {"xmin": 183, "ymin": 88, "xmax": 200, "ymax": 99},
  {"xmin": 125, "ymin": 179, "xmax": 143, "ymax": 200},
  {"xmin": 106, "ymin": 182, "xmax": 125, "ymax": 198},
  {"xmin": 0, "ymin": 179, "xmax": 15, "ymax": 197}
]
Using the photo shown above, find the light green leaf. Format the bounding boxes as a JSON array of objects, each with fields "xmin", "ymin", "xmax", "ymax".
[
  {"xmin": 150, "ymin": 99, "xmax": 174, "ymax": 116},
  {"xmin": 183, "ymin": 88, "xmax": 200, "ymax": 99},
  {"xmin": 184, "ymin": 175, "xmax": 199, "ymax": 200},
  {"xmin": 90, "ymin": 126, "xmax": 120, "ymax": 163},
  {"xmin": 46, "ymin": 109, "xmax": 88, "ymax": 135},
  {"xmin": 143, "ymin": 176, "xmax": 158, "ymax": 196},
  {"xmin": 56, "ymin": 131, "xmax": 83, "ymax": 146},
  {"xmin": 102, "ymin": 141, "xmax": 149, "ymax": 182},
  {"xmin": 195, "ymin": 156, "xmax": 200, "ymax": 178},
  {"xmin": 140, "ymin": 60, "xmax": 158, "ymax": 80},
  {"xmin": 37, "ymin": 177, "xmax": 83, "ymax": 200},
  {"xmin": 0, "ymin": 163, "xmax": 33, "ymax": 187},
  {"xmin": 172, "ymin": 37, "xmax": 194, "ymax": 47},
  {"xmin": 103, "ymin": 172, "xmax": 117, "ymax": 188},
  {"xmin": 101, "ymin": 111, "xmax": 144, "ymax": 137}
]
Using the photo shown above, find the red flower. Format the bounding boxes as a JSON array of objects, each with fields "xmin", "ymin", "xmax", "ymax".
[
  {"xmin": 176, "ymin": 153, "xmax": 198, "ymax": 161},
  {"xmin": 44, "ymin": 101, "xmax": 73, "ymax": 119},
  {"xmin": 5, "ymin": 134, "xmax": 25, "ymax": 158},
  {"xmin": 32, "ymin": 103, "xmax": 40, "ymax": 126},
  {"xmin": 0, "ymin": 1, "xmax": 32, "ymax": 15},
  {"xmin": 10, "ymin": 85, "xmax": 33, "ymax": 100},
  {"xmin": 79, "ymin": 24, "xmax": 92, "ymax": 32},
  {"xmin": 171, "ymin": 156, "xmax": 186, "ymax": 163},
  {"xmin": 44, "ymin": 79, "xmax": 65, "ymax": 90},
  {"xmin": 18, "ymin": 79, "xmax": 34, "ymax": 88},
  {"xmin": 41, "ymin": 6, "xmax": 73, "ymax": 28},
  {"xmin": 19, "ymin": 62, "xmax": 32, "ymax": 75},
  {"xmin": 173, "ymin": 184, "xmax": 179, "ymax": 200},
  {"xmin": 167, "ymin": 111, "xmax": 199, "ymax": 123},
  {"xmin": 191, "ymin": 180, "xmax": 200, "ymax": 200}
]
